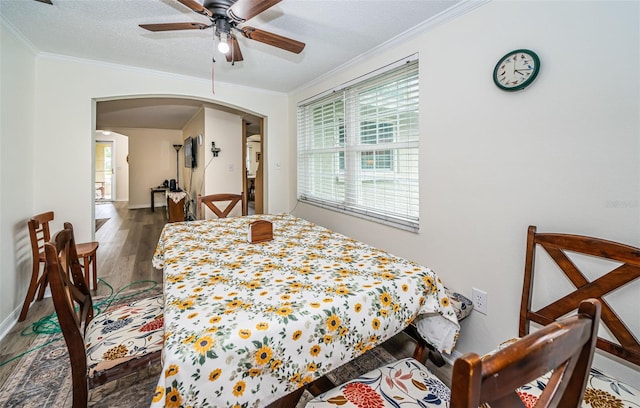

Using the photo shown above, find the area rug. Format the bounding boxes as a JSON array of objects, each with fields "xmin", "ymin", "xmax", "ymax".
[
  {"xmin": 324, "ymin": 346, "xmax": 396, "ymax": 386},
  {"xmin": 0, "ymin": 329, "xmax": 161, "ymax": 407},
  {"xmin": 95, "ymin": 218, "xmax": 109, "ymax": 231},
  {"xmin": 0, "ymin": 332, "xmax": 73, "ymax": 407},
  {"xmin": 0, "ymin": 287, "xmax": 162, "ymax": 408}
]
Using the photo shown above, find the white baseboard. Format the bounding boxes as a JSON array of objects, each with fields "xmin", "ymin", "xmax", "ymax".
[
  {"xmin": 127, "ymin": 204, "xmax": 165, "ymax": 210},
  {"xmin": 0, "ymin": 290, "xmax": 52, "ymax": 343},
  {"xmin": 0, "ymin": 308, "xmax": 19, "ymax": 343}
]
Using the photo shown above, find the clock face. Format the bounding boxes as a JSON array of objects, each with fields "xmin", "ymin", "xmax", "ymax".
[{"xmin": 493, "ymin": 49, "xmax": 540, "ymax": 91}]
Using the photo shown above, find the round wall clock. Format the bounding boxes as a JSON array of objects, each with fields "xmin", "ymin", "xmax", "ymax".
[{"xmin": 493, "ymin": 49, "xmax": 540, "ymax": 91}]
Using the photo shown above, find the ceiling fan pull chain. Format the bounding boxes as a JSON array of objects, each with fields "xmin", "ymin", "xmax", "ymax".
[
  {"xmin": 211, "ymin": 27, "xmax": 215, "ymax": 95},
  {"xmin": 212, "ymin": 28, "xmax": 217, "ymax": 64},
  {"xmin": 211, "ymin": 61, "xmax": 215, "ymax": 95}
]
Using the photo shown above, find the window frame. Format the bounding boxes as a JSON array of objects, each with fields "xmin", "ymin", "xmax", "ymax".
[{"xmin": 297, "ymin": 56, "xmax": 420, "ymax": 232}]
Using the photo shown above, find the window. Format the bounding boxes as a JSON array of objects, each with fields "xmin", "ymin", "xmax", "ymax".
[
  {"xmin": 297, "ymin": 57, "xmax": 419, "ymax": 231},
  {"xmin": 361, "ymin": 122, "xmax": 393, "ymax": 170}
]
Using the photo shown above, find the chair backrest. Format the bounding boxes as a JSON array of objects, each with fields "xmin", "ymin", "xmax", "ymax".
[
  {"xmin": 450, "ymin": 299, "xmax": 601, "ymax": 408},
  {"xmin": 45, "ymin": 223, "xmax": 94, "ymax": 406},
  {"xmin": 197, "ymin": 193, "xmax": 245, "ymax": 219},
  {"xmin": 520, "ymin": 226, "xmax": 640, "ymax": 366},
  {"xmin": 28, "ymin": 211, "xmax": 54, "ymax": 260}
]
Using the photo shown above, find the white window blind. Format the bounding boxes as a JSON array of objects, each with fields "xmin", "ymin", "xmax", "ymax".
[{"xmin": 297, "ymin": 57, "xmax": 419, "ymax": 232}]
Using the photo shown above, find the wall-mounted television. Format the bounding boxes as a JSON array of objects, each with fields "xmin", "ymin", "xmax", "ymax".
[{"xmin": 184, "ymin": 136, "xmax": 197, "ymax": 168}]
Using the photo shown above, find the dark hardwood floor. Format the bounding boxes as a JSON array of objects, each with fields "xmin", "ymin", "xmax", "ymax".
[{"xmin": 0, "ymin": 202, "xmax": 452, "ymax": 404}]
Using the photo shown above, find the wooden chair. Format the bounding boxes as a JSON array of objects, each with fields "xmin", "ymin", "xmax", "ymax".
[
  {"xmin": 18, "ymin": 212, "xmax": 53, "ymax": 321},
  {"xmin": 19, "ymin": 211, "xmax": 99, "ymax": 321},
  {"xmin": 197, "ymin": 193, "xmax": 246, "ymax": 219},
  {"xmin": 306, "ymin": 299, "xmax": 601, "ymax": 408},
  {"xmin": 450, "ymin": 299, "xmax": 601, "ymax": 407},
  {"xmin": 509, "ymin": 225, "xmax": 640, "ymax": 405},
  {"xmin": 45, "ymin": 223, "xmax": 163, "ymax": 408},
  {"xmin": 521, "ymin": 225, "xmax": 640, "ymax": 365}
]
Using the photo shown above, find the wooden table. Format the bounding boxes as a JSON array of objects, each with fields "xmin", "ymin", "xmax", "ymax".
[
  {"xmin": 149, "ymin": 187, "xmax": 167, "ymax": 212},
  {"xmin": 151, "ymin": 214, "xmax": 459, "ymax": 407}
]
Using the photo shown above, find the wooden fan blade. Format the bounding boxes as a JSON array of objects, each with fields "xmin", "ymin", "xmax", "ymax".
[
  {"xmin": 139, "ymin": 22, "xmax": 210, "ymax": 32},
  {"xmin": 34, "ymin": 0, "xmax": 53, "ymax": 4},
  {"xmin": 226, "ymin": 35, "xmax": 244, "ymax": 62},
  {"xmin": 177, "ymin": 0, "xmax": 213, "ymax": 17},
  {"xmin": 241, "ymin": 26, "xmax": 305, "ymax": 54},
  {"xmin": 227, "ymin": 0, "xmax": 281, "ymax": 22}
]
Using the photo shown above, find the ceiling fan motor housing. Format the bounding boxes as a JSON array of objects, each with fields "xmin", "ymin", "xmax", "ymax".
[
  {"xmin": 204, "ymin": 0, "xmax": 237, "ymax": 19},
  {"xmin": 216, "ymin": 17, "xmax": 232, "ymax": 35}
]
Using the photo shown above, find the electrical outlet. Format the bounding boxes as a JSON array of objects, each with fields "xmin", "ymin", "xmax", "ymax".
[{"xmin": 472, "ymin": 287, "xmax": 488, "ymax": 315}]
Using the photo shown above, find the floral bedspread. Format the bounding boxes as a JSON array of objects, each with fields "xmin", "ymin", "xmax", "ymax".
[{"xmin": 150, "ymin": 214, "xmax": 459, "ymax": 408}]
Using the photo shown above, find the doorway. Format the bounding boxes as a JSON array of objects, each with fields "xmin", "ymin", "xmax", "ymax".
[
  {"xmin": 95, "ymin": 141, "xmax": 114, "ymax": 201},
  {"xmin": 96, "ymin": 97, "xmax": 263, "ymax": 211},
  {"xmin": 243, "ymin": 119, "xmax": 263, "ymax": 215}
]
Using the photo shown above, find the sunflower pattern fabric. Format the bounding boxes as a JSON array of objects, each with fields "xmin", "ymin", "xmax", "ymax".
[
  {"xmin": 306, "ymin": 357, "xmax": 450, "ymax": 407},
  {"xmin": 151, "ymin": 214, "xmax": 459, "ymax": 408}
]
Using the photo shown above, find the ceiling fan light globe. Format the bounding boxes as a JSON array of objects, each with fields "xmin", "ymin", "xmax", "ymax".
[{"xmin": 218, "ymin": 41, "xmax": 230, "ymax": 54}]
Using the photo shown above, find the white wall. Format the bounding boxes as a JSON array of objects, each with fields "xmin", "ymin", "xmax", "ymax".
[
  {"xmin": 95, "ymin": 132, "xmax": 129, "ymax": 201},
  {"xmin": 113, "ymin": 132, "xmax": 129, "ymax": 202},
  {"xmin": 110, "ymin": 128, "xmax": 183, "ymax": 208},
  {"xmin": 290, "ymin": 0, "xmax": 639, "ymax": 383},
  {"xmin": 202, "ymin": 107, "xmax": 244, "ymax": 218},
  {"xmin": 181, "ymin": 107, "xmax": 205, "ymax": 217},
  {"xmin": 0, "ymin": 23, "xmax": 37, "ymax": 334}
]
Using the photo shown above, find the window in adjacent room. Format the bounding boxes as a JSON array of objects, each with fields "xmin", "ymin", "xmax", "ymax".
[{"xmin": 297, "ymin": 56, "xmax": 419, "ymax": 231}]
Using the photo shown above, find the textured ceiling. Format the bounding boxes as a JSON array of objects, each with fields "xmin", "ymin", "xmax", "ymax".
[
  {"xmin": 0, "ymin": 0, "xmax": 468, "ymax": 93},
  {"xmin": 1, "ymin": 0, "xmax": 477, "ymax": 130}
]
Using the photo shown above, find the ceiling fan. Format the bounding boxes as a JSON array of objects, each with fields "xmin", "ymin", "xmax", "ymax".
[{"xmin": 139, "ymin": 0, "xmax": 305, "ymax": 64}]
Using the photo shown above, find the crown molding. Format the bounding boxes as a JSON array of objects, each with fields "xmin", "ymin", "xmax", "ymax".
[
  {"xmin": 0, "ymin": 15, "xmax": 39, "ymax": 55},
  {"xmin": 290, "ymin": 0, "xmax": 490, "ymax": 95}
]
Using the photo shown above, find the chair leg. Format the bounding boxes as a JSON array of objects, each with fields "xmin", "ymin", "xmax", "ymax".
[
  {"xmin": 18, "ymin": 261, "xmax": 46, "ymax": 322},
  {"xmin": 412, "ymin": 341, "xmax": 429, "ymax": 363},
  {"xmin": 82, "ymin": 255, "xmax": 91, "ymax": 290},
  {"xmin": 92, "ymin": 253, "xmax": 97, "ymax": 290},
  {"xmin": 36, "ymin": 272, "xmax": 48, "ymax": 300},
  {"xmin": 71, "ymin": 366, "xmax": 89, "ymax": 408}
]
